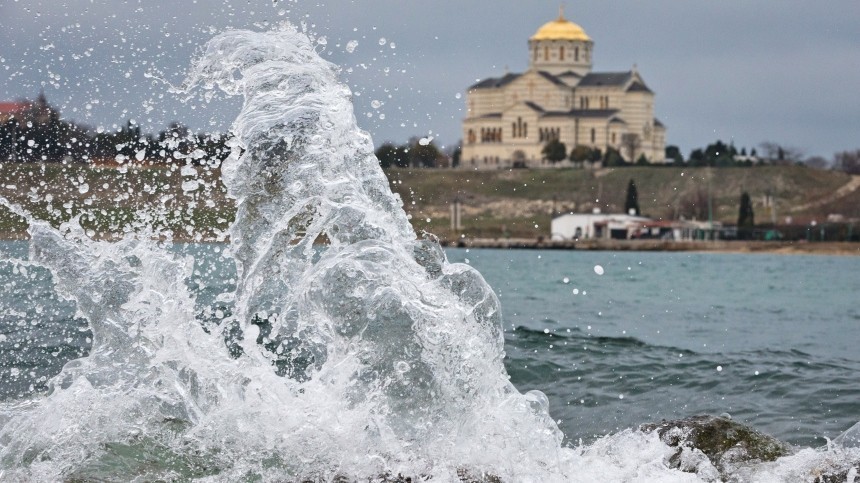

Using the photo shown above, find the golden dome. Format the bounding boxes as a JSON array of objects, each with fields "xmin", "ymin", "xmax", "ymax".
[{"xmin": 530, "ymin": 10, "xmax": 591, "ymax": 42}]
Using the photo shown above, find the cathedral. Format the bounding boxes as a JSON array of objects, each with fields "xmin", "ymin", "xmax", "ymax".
[{"xmin": 461, "ymin": 9, "xmax": 666, "ymax": 169}]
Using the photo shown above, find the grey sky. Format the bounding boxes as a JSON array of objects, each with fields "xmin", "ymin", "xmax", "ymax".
[{"xmin": 1, "ymin": 0, "xmax": 858, "ymax": 158}]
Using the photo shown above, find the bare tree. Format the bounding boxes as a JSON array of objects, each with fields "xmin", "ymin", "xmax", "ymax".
[
  {"xmin": 834, "ymin": 149, "xmax": 860, "ymax": 174},
  {"xmin": 678, "ymin": 188, "xmax": 709, "ymax": 220},
  {"xmin": 759, "ymin": 141, "xmax": 805, "ymax": 164},
  {"xmin": 621, "ymin": 133, "xmax": 641, "ymax": 162},
  {"xmin": 803, "ymin": 156, "xmax": 830, "ymax": 170}
]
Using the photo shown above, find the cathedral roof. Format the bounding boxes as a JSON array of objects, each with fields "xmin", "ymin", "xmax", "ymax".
[
  {"xmin": 536, "ymin": 71, "xmax": 569, "ymax": 87},
  {"xmin": 626, "ymin": 81, "xmax": 653, "ymax": 93},
  {"xmin": 543, "ymin": 108, "xmax": 619, "ymax": 118},
  {"xmin": 531, "ymin": 9, "xmax": 591, "ymax": 42},
  {"xmin": 557, "ymin": 70, "xmax": 583, "ymax": 78},
  {"xmin": 468, "ymin": 72, "xmax": 521, "ymax": 90},
  {"xmin": 578, "ymin": 71, "xmax": 633, "ymax": 87},
  {"xmin": 524, "ymin": 101, "xmax": 545, "ymax": 112}
]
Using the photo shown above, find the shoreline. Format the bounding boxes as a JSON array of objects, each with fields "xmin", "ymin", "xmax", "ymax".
[
  {"xmin": 2, "ymin": 230, "xmax": 858, "ymax": 255},
  {"xmin": 441, "ymin": 237, "xmax": 860, "ymax": 255}
]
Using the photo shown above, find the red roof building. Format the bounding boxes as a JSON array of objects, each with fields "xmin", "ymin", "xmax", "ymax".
[{"xmin": 0, "ymin": 102, "xmax": 32, "ymax": 123}]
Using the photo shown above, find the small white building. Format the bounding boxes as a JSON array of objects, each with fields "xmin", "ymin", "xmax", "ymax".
[{"xmin": 551, "ymin": 213, "xmax": 651, "ymax": 240}]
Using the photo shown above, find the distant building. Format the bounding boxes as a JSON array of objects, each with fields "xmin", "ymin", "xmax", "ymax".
[
  {"xmin": 551, "ymin": 213, "xmax": 652, "ymax": 240},
  {"xmin": 552, "ymin": 213, "xmax": 726, "ymax": 241},
  {"xmin": 0, "ymin": 92, "xmax": 59, "ymax": 125},
  {"xmin": 461, "ymin": 9, "xmax": 666, "ymax": 169},
  {"xmin": 0, "ymin": 102, "xmax": 30, "ymax": 123}
]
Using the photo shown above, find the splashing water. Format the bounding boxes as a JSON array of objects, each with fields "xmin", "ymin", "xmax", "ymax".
[{"xmin": 1, "ymin": 23, "xmax": 858, "ymax": 482}]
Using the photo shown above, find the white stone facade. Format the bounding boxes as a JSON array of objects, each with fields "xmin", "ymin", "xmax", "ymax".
[{"xmin": 461, "ymin": 12, "xmax": 666, "ymax": 169}]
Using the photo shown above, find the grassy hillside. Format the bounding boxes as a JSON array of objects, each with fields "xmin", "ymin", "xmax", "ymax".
[
  {"xmin": 0, "ymin": 162, "xmax": 232, "ymax": 240},
  {"xmin": 0, "ymin": 162, "xmax": 856, "ymax": 241},
  {"xmin": 387, "ymin": 166, "xmax": 858, "ymax": 239}
]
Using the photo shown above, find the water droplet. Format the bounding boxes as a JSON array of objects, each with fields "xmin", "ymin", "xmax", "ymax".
[
  {"xmin": 371, "ymin": 99, "xmax": 382, "ymax": 109},
  {"xmin": 562, "ymin": 277, "xmax": 570, "ymax": 284},
  {"xmin": 345, "ymin": 40, "xmax": 358, "ymax": 53},
  {"xmin": 593, "ymin": 265, "xmax": 604, "ymax": 275},
  {"xmin": 572, "ymin": 288, "xmax": 579, "ymax": 295},
  {"xmin": 716, "ymin": 365, "xmax": 723, "ymax": 372},
  {"xmin": 455, "ymin": 93, "xmax": 462, "ymax": 99},
  {"xmin": 78, "ymin": 183, "xmax": 89, "ymax": 194},
  {"xmin": 378, "ymin": 37, "xmax": 387, "ymax": 46}
]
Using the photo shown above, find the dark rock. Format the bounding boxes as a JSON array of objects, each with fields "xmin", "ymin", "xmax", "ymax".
[{"xmin": 640, "ymin": 415, "xmax": 793, "ymax": 479}]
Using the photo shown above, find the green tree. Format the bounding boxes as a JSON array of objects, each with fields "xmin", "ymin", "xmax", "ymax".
[
  {"xmin": 625, "ymin": 179, "xmax": 640, "ymax": 216},
  {"xmin": 375, "ymin": 142, "xmax": 410, "ymax": 168},
  {"xmin": 569, "ymin": 144, "xmax": 592, "ymax": 162},
  {"xmin": 689, "ymin": 148, "xmax": 706, "ymax": 167},
  {"xmin": 409, "ymin": 140, "xmax": 441, "ymax": 168},
  {"xmin": 604, "ymin": 147, "xmax": 625, "ymax": 167},
  {"xmin": 737, "ymin": 192, "xmax": 755, "ymax": 240},
  {"xmin": 375, "ymin": 143, "xmax": 398, "ymax": 169},
  {"xmin": 542, "ymin": 138, "xmax": 567, "ymax": 163},
  {"xmin": 665, "ymin": 145, "xmax": 683, "ymax": 164},
  {"xmin": 450, "ymin": 142, "xmax": 462, "ymax": 168},
  {"xmin": 635, "ymin": 154, "xmax": 649, "ymax": 165}
]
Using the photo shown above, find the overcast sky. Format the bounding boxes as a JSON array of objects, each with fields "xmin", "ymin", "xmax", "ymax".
[{"xmin": 1, "ymin": 0, "xmax": 858, "ymax": 158}]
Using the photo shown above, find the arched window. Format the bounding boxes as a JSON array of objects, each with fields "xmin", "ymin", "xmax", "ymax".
[
  {"xmin": 575, "ymin": 46, "xmax": 579, "ymax": 62},
  {"xmin": 590, "ymin": 128, "xmax": 596, "ymax": 144},
  {"xmin": 560, "ymin": 45, "xmax": 565, "ymax": 59},
  {"xmin": 523, "ymin": 122, "xmax": 528, "ymax": 138},
  {"xmin": 544, "ymin": 46, "xmax": 549, "ymax": 60}
]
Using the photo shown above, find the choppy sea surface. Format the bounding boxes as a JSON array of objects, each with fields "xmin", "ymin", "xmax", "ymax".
[
  {"xmin": 3, "ymin": 242, "xmax": 857, "ymax": 448},
  {"xmin": 451, "ymin": 248, "xmax": 860, "ymax": 448}
]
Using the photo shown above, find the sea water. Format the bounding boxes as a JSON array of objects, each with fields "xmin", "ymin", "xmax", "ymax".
[
  {"xmin": 0, "ymin": 23, "xmax": 858, "ymax": 482},
  {"xmin": 450, "ymin": 249, "xmax": 860, "ymax": 448}
]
